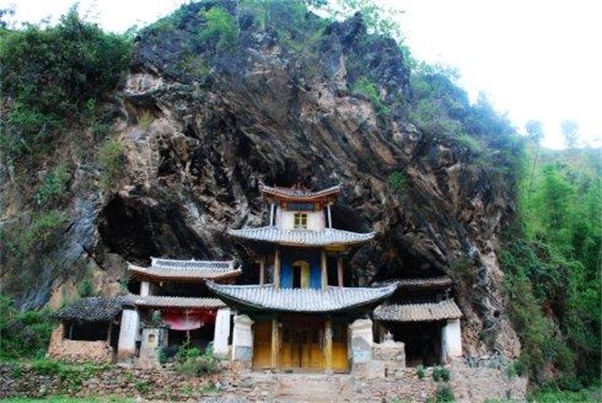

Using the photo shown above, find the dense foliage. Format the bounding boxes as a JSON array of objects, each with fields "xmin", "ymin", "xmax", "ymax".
[
  {"xmin": 0, "ymin": 296, "xmax": 55, "ymax": 360},
  {"xmin": 0, "ymin": 7, "xmax": 132, "ymax": 161},
  {"xmin": 500, "ymin": 147, "xmax": 601, "ymax": 386}
]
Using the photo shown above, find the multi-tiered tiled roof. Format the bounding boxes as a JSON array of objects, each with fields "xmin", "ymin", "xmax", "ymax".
[
  {"xmin": 373, "ymin": 299, "xmax": 462, "ymax": 322},
  {"xmin": 206, "ymin": 282, "xmax": 398, "ymax": 313},
  {"xmin": 128, "ymin": 258, "xmax": 241, "ymax": 282},
  {"xmin": 227, "ymin": 226, "xmax": 376, "ymax": 247}
]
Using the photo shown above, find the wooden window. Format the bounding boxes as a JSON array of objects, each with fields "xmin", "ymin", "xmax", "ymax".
[{"xmin": 294, "ymin": 212, "xmax": 308, "ymax": 229}]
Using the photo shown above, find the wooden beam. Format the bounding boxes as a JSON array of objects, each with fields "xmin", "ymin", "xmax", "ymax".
[
  {"xmin": 259, "ymin": 256, "xmax": 266, "ymax": 286},
  {"xmin": 337, "ymin": 256, "xmax": 344, "ymax": 287},
  {"xmin": 271, "ymin": 318, "xmax": 280, "ymax": 369},
  {"xmin": 274, "ymin": 248, "xmax": 281, "ymax": 290},
  {"xmin": 107, "ymin": 321, "xmax": 113, "ymax": 344},
  {"xmin": 321, "ymin": 250, "xmax": 328, "ymax": 291},
  {"xmin": 324, "ymin": 319, "xmax": 333, "ymax": 371}
]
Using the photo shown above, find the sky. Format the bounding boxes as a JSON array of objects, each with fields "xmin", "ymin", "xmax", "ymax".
[{"xmin": 3, "ymin": 0, "xmax": 601, "ymax": 149}]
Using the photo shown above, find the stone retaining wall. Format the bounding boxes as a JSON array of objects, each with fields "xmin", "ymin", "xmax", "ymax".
[
  {"xmin": 0, "ymin": 359, "xmax": 528, "ymax": 402},
  {"xmin": 0, "ymin": 364, "xmax": 224, "ymax": 401}
]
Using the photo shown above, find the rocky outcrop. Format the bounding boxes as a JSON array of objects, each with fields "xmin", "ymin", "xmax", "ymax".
[{"xmin": 4, "ymin": 1, "xmax": 520, "ymax": 357}]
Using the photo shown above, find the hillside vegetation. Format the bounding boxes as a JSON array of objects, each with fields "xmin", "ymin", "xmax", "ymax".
[
  {"xmin": 0, "ymin": 0, "xmax": 599, "ymax": 395},
  {"xmin": 500, "ymin": 146, "xmax": 601, "ymax": 387}
]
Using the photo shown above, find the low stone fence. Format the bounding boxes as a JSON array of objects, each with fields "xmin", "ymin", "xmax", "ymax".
[{"xmin": 0, "ymin": 363, "xmax": 224, "ymax": 401}]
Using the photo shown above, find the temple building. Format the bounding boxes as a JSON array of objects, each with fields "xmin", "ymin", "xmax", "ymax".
[
  {"xmin": 47, "ymin": 183, "xmax": 462, "ymax": 372},
  {"xmin": 118, "ymin": 258, "xmax": 241, "ymax": 363},
  {"xmin": 206, "ymin": 184, "xmax": 398, "ymax": 372}
]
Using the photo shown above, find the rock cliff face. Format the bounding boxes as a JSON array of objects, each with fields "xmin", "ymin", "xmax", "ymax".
[{"xmin": 6, "ymin": 1, "xmax": 520, "ymax": 357}]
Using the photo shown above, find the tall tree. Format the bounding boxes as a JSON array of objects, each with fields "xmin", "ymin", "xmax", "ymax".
[
  {"xmin": 561, "ymin": 119, "xmax": 580, "ymax": 149},
  {"xmin": 525, "ymin": 119, "xmax": 544, "ymax": 195}
]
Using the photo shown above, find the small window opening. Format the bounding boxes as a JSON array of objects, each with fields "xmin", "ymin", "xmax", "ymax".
[
  {"xmin": 65, "ymin": 322, "xmax": 108, "ymax": 341},
  {"xmin": 294, "ymin": 212, "xmax": 308, "ymax": 229}
]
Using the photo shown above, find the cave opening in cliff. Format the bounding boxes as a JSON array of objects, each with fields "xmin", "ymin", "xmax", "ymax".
[{"xmin": 98, "ymin": 196, "xmax": 209, "ymax": 264}]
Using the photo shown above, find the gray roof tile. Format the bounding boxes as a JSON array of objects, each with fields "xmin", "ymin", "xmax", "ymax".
[
  {"xmin": 52, "ymin": 296, "xmax": 134, "ymax": 322},
  {"xmin": 373, "ymin": 300, "xmax": 462, "ymax": 322},
  {"xmin": 128, "ymin": 258, "xmax": 241, "ymax": 281},
  {"xmin": 206, "ymin": 282, "xmax": 397, "ymax": 313},
  {"xmin": 396, "ymin": 276, "xmax": 453, "ymax": 288},
  {"xmin": 227, "ymin": 226, "xmax": 375, "ymax": 246},
  {"xmin": 134, "ymin": 295, "xmax": 226, "ymax": 309}
]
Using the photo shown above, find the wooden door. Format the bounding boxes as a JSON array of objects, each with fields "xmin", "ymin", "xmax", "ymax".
[
  {"xmin": 279, "ymin": 323, "xmax": 323, "ymax": 370},
  {"xmin": 253, "ymin": 321, "xmax": 272, "ymax": 368},
  {"xmin": 332, "ymin": 323, "xmax": 348, "ymax": 372}
]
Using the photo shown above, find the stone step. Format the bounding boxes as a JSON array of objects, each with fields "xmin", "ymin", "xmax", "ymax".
[{"xmin": 275, "ymin": 375, "xmax": 346, "ymax": 402}]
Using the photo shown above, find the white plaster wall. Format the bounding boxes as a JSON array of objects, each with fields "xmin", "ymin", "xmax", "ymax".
[
  {"xmin": 117, "ymin": 308, "xmax": 140, "ymax": 361},
  {"xmin": 349, "ymin": 318, "xmax": 373, "ymax": 363},
  {"xmin": 140, "ymin": 281, "xmax": 150, "ymax": 297},
  {"xmin": 213, "ymin": 307, "xmax": 231, "ymax": 358},
  {"xmin": 279, "ymin": 210, "xmax": 324, "ymax": 230},
  {"xmin": 442, "ymin": 319, "xmax": 462, "ymax": 361},
  {"xmin": 231, "ymin": 314, "xmax": 254, "ymax": 361}
]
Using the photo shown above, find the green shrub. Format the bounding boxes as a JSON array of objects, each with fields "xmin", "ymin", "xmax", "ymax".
[
  {"xmin": 456, "ymin": 133, "xmax": 482, "ymax": 151},
  {"xmin": 98, "ymin": 138, "xmax": 125, "ymax": 186},
  {"xmin": 505, "ymin": 359, "xmax": 526, "ymax": 378},
  {"xmin": 530, "ymin": 384, "xmax": 601, "ymax": 403},
  {"xmin": 198, "ymin": 6, "xmax": 238, "ymax": 52},
  {"xmin": 77, "ymin": 279, "xmax": 96, "ymax": 298},
  {"xmin": 32, "ymin": 358, "xmax": 64, "ymax": 375},
  {"xmin": 388, "ymin": 171, "xmax": 407, "ymax": 197},
  {"xmin": 138, "ymin": 111, "xmax": 153, "ymax": 131},
  {"xmin": 135, "ymin": 380, "xmax": 152, "ymax": 394},
  {"xmin": 432, "ymin": 365, "xmax": 451, "ymax": 382},
  {"xmin": 351, "ymin": 76, "xmax": 390, "ymax": 115},
  {"xmin": 0, "ymin": 296, "xmax": 55, "ymax": 360},
  {"xmin": 415, "ymin": 364, "xmax": 426, "ymax": 379},
  {"xmin": 35, "ymin": 163, "xmax": 71, "ymax": 206},
  {"xmin": 434, "ymin": 385, "xmax": 455, "ymax": 402},
  {"xmin": 174, "ymin": 343, "xmax": 217, "ymax": 376}
]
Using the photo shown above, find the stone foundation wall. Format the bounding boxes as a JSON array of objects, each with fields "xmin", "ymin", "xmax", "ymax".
[
  {"xmin": 47, "ymin": 325, "xmax": 113, "ymax": 364},
  {"xmin": 1, "ymin": 359, "xmax": 527, "ymax": 402}
]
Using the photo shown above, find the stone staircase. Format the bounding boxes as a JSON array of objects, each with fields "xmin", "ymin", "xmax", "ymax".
[
  {"xmin": 275, "ymin": 374, "xmax": 347, "ymax": 402},
  {"xmin": 216, "ymin": 372, "xmax": 354, "ymax": 402}
]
